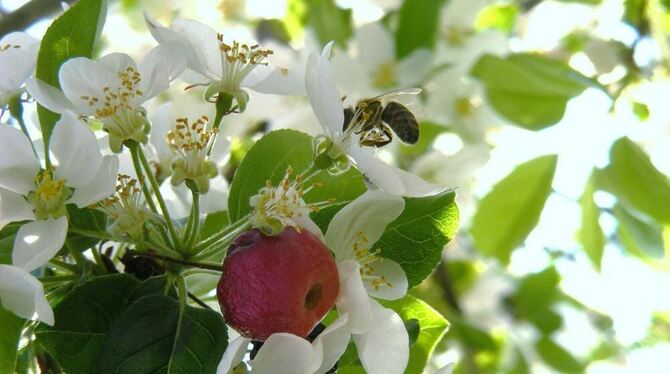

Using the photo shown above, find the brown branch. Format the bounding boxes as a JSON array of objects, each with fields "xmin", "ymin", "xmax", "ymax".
[
  {"xmin": 0, "ymin": 0, "xmax": 78, "ymax": 37},
  {"xmin": 124, "ymin": 249, "xmax": 223, "ymax": 272}
]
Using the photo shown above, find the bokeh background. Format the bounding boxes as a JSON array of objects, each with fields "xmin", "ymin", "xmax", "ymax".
[{"xmin": 2, "ymin": 0, "xmax": 670, "ymax": 372}]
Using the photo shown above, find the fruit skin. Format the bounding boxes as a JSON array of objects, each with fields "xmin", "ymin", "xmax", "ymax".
[{"xmin": 217, "ymin": 227, "xmax": 340, "ymax": 341}]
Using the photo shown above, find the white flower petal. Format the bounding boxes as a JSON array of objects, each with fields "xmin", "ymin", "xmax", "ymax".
[
  {"xmin": 138, "ymin": 42, "xmax": 187, "ymax": 102},
  {"xmin": 326, "ymin": 190, "xmax": 404, "ymax": 261},
  {"xmin": 59, "ymin": 56, "xmax": 125, "ymax": 116},
  {"xmin": 252, "ymin": 333, "xmax": 323, "ymax": 374},
  {"xmin": 97, "ymin": 52, "xmax": 137, "ymax": 75},
  {"xmin": 294, "ymin": 214, "xmax": 325, "ymax": 243},
  {"xmin": 51, "ymin": 112, "xmax": 103, "ymax": 187},
  {"xmin": 364, "ymin": 258, "xmax": 407, "ymax": 300},
  {"xmin": 159, "ymin": 181, "xmax": 190, "ymax": 219},
  {"xmin": 436, "ymin": 363, "xmax": 455, "ymax": 374},
  {"xmin": 68, "ymin": 155, "xmax": 119, "ymax": 207},
  {"xmin": 314, "ymin": 314, "xmax": 351, "ymax": 374},
  {"xmin": 0, "ymin": 264, "xmax": 54, "ymax": 325},
  {"xmin": 355, "ymin": 22, "xmax": 395, "ymax": 73},
  {"xmin": 0, "ymin": 32, "xmax": 39, "ymax": 51},
  {"xmin": 170, "ymin": 18, "xmax": 221, "ymax": 77},
  {"xmin": 145, "ymin": 13, "xmax": 207, "ymax": 77},
  {"xmin": 210, "ymin": 135, "xmax": 230, "ymax": 167},
  {"xmin": 330, "ymin": 53, "xmax": 373, "ymax": 98},
  {"xmin": 353, "ymin": 299, "xmax": 409, "ymax": 374},
  {"xmin": 13, "ymin": 217, "xmax": 68, "ymax": 272},
  {"xmin": 0, "ymin": 49, "xmax": 35, "ymax": 92},
  {"xmin": 201, "ymin": 176, "xmax": 229, "ymax": 214},
  {"xmin": 336, "ymin": 260, "xmax": 372, "ymax": 334},
  {"xmin": 349, "ymin": 144, "xmax": 445, "ymax": 197},
  {"xmin": 216, "ymin": 336, "xmax": 250, "ymax": 374},
  {"xmin": 396, "ymin": 49, "xmax": 433, "ymax": 87},
  {"xmin": 25, "ymin": 78, "xmax": 75, "ymax": 114},
  {"xmin": 0, "ymin": 125, "xmax": 40, "ymax": 195},
  {"xmin": 306, "ymin": 42, "xmax": 344, "ymax": 137},
  {"xmin": 249, "ymin": 65, "xmax": 306, "ymax": 96},
  {"xmin": 0, "ymin": 32, "xmax": 39, "ymax": 91},
  {"xmin": 0, "ymin": 188, "xmax": 34, "ymax": 230}
]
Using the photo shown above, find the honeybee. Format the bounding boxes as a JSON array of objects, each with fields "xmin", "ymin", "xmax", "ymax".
[{"xmin": 343, "ymin": 88, "xmax": 422, "ymax": 148}]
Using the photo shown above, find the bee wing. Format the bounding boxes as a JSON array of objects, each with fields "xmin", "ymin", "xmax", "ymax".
[
  {"xmin": 397, "ymin": 101, "xmax": 429, "ymax": 122},
  {"xmin": 371, "ymin": 87, "xmax": 422, "ymax": 102}
]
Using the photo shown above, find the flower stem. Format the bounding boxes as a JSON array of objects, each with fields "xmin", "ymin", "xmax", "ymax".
[
  {"xmin": 68, "ymin": 227, "xmax": 115, "ymax": 241},
  {"xmin": 132, "ymin": 142, "xmax": 182, "ymax": 250},
  {"xmin": 183, "ymin": 189, "xmax": 201, "ymax": 251},
  {"xmin": 191, "ymin": 216, "xmax": 250, "ymax": 258},
  {"xmin": 124, "ymin": 249, "xmax": 222, "ymax": 272},
  {"xmin": 129, "ymin": 143, "xmax": 159, "ymax": 214}
]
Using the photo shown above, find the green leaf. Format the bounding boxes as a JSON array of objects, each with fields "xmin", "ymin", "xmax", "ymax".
[
  {"xmin": 306, "ymin": 0, "xmax": 352, "ymax": 47},
  {"xmin": 228, "ymin": 129, "xmax": 366, "ymax": 222},
  {"xmin": 471, "ymin": 155, "xmax": 557, "ymax": 264},
  {"xmin": 474, "ymin": 3, "xmax": 519, "ymax": 34},
  {"xmin": 614, "ymin": 205, "xmax": 665, "ymax": 259},
  {"xmin": 470, "ymin": 54, "xmax": 593, "ymax": 129},
  {"xmin": 65, "ymin": 205, "xmax": 107, "ymax": 252},
  {"xmin": 98, "ymin": 294, "xmax": 227, "ymax": 374},
  {"xmin": 510, "ymin": 267, "xmax": 562, "ymax": 334},
  {"xmin": 535, "ymin": 337, "xmax": 584, "ymax": 373},
  {"xmin": 376, "ymin": 190, "xmax": 459, "ymax": 287},
  {"xmin": 0, "ymin": 305, "xmax": 26, "ymax": 374},
  {"xmin": 577, "ymin": 177, "xmax": 605, "ymax": 270},
  {"xmin": 0, "ymin": 223, "xmax": 21, "ymax": 265},
  {"xmin": 35, "ymin": 0, "xmax": 107, "ymax": 150},
  {"xmin": 382, "ymin": 295, "xmax": 450, "ymax": 374},
  {"xmin": 395, "ymin": 0, "xmax": 446, "ymax": 59},
  {"xmin": 596, "ymin": 137, "xmax": 670, "ymax": 224},
  {"xmin": 449, "ymin": 317, "xmax": 498, "ymax": 352},
  {"xmin": 35, "ymin": 274, "xmax": 140, "ymax": 373}
]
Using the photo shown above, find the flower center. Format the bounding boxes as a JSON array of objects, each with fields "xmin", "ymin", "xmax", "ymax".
[
  {"xmin": 0, "ymin": 44, "xmax": 21, "ymax": 52},
  {"xmin": 455, "ymin": 96, "xmax": 478, "ymax": 119},
  {"xmin": 372, "ymin": 61, "xmax": 397, "ymax": 89},
  {"xmin": 98, "ymin": 174, "xmax": 149, "ymax": 241},
  {"xmin": 213, "ymin": 34, "xmax": 273, "ymax": 93},
  {"xmin": 249, "ymin": 166, "xmax": 328, "ymax": 235},
  {"xmin": 445, "ymin": 27, "xmax": 469, "ymax": 46},
  {"xmin": 351, "ymin": 230, "xmax": 393, "ymax": 291},
  {"xmin": 28, "ymin": 171, "xmax": 71, "ymax": 220},
  {"xmin": 167, "ymin": 116, "xmax": 219, "ymax": 193},
  {"xmin": 79, "ymin": 66, "xmax": 149, "ymax": 152}
]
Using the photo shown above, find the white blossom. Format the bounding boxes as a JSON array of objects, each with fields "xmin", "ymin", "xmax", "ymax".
[
  {"xmin": 26, "ymin": 44, "xmax": 187, "ymax": 152},
  {"xmin": 145, "ymin": 15, "xmax": 304, "ymax": 110},
  {"xmin": 0, "ymin": 32, "xmax": 39, "ymax": 107},
  {"xmin": 0, "ymin": 113, "xmax": 118, "ymax": 323},
  {"xmin": 307, "ymin": 42, "xmax": 445, "ymax": 197}
]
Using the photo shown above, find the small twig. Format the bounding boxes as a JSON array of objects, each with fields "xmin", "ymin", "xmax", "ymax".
[
  {"xmin": 0, "ymin": 0, "xmax": 78, "ymax": 37},
  {"xmin": 188, "ymin": 292, "xmax": 213, "ymax": 310},
  {"xmin": 124, "ymin": 249, "xmax": 222, "ymax": 272}
]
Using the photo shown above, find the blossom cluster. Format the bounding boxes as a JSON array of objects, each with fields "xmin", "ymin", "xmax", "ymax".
[{"xmin": 0, "ymin": 1, "xmax": 511, "ymax": 371}]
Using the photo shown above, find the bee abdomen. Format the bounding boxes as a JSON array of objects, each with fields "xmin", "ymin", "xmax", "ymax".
[{"xmin": 381, "ymin": 101, "xmax": 419, "ymax": 144}]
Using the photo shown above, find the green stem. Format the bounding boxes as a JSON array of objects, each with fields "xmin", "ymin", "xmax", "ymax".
[
  {"xmin": 191, "ymin": 216, "xmax": 249, "ymax": 256},
  {"xmin": 39, "ymin": 275, "xmax": 79, "ymax": 283},
  {"xmin": 183, "ymin": 189, "xmax": 201, "ymax": 251},
  {"xmin": 134, "ymin": 142, "xmax": 182, "ymax": 250},
  {"xmin": 48, "ymin": 259, "xmax": 78, "ymax": 273},
  {"xmin": 191, "ymin": 221, "xmax": 251, "ymax": 262},
  {"xmin": 168, "ymin": 275, "xmax": 187, "ymax": 371},
  {"xmin": 129, "ymin": 143, "xmax": 159, "ymax": 214},
  {"xmin": 68, "ymin": 227, "xmax": 115, "ymax": 241}
]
